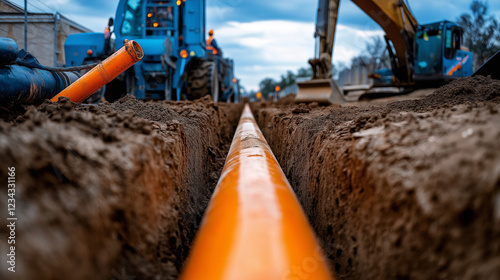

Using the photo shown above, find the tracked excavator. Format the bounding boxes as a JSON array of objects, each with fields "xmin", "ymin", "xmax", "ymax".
[{"xmin": 296, "ymin": 0, "xmax": 476, "ymax": 104}]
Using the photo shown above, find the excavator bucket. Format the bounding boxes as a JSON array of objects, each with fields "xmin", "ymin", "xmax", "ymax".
[
  {"xmin": 473, "ymin": 50, "xmax": 500, "ymax": 80},
  {"xmin": 295, "ymin": 78, "xmax": 346, "ymax": 104}
]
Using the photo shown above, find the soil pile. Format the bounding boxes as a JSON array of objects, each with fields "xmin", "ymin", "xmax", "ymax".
[
  {"xmin": 0, "ymin": 96, "xmax": 241, "ymax": 280},
  {"xmin": 254, "ymin": 76, "xmax": 500, "ymax": 279},
  {"xmin": 388, "ymin": 76, "xmax": 500, "ymax": 112}
]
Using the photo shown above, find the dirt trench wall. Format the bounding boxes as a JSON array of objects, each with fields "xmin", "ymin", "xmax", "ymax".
[
  {"xmin": 0, "ymin": 96, "xmax": 241, "ymax": 280},
  {"xmin": 254, "ymin": 77, "xmax": 500, "ymax": 279}
]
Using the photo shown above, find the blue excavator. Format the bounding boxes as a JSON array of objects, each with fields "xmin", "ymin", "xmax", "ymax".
[
  {"xmin": 64, "ymin": 0, "xmax": 239, "ymax": 103},
  {"xmin": 296, "ymin": 0, "xmax": 498, "ymax": 103}
]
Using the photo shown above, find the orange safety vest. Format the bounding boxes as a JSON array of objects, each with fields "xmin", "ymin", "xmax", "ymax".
[
  {"xmin": 104, "ymin": 26, "xmax": 110, "ymax": 39},
  {"xmin": 207, "ymin": 35, "xmax": 218, "ymax": 55}
]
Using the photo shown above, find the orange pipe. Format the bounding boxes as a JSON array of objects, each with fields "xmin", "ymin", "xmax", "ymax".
[
  {"xmin": 51, "ymin": 40, "xmax": 143, "ymax": 103},
  {"xmin": 180, "ymin": 104, "xmax": 333, "ymax": 280}
]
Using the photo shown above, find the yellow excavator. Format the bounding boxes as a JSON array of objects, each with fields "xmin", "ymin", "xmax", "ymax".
[{"xmin": 296, "ymin": 0, "xmax": 475, "ymax": 103}]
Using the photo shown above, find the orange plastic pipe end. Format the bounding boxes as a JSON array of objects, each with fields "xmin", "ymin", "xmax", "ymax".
[
  {"xmin": 51, "ymin": 40, "xmax": 143, "ymax": 103},
  {"xmin": 180, "ymin": 104, "xmax": 333, "ymax": 280}
]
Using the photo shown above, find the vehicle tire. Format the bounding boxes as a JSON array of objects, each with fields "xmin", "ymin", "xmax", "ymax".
[
  {"xmin": 187, "ymin": 60, "xmax": 219, "ymax": 102},
  {"xmin": 126, "ymin": 69, "xmax": 136, "ymax": 96},
  {"xmin": 81, "ymin": 59, "xmax": 106, "ymax": 104},
  {"xmin": 83, "ymin": 84, "xmax": 106, "ymax": 104}
]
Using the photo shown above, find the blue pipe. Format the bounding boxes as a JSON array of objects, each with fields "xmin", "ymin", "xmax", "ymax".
[
  {"xmin": 0, "ymin": 37, "xmax": 80, "ymax": 106},
  {"xmin": 0, "ymin": 38, "xmax": 19, "ymax": 65},
  {"xmin": 0, "ymin": 65, "xmax": 80, "ymax": 105}
]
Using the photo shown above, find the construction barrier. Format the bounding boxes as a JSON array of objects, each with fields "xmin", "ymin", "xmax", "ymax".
[{"xmin": 181, "ymin": 104, "xmax": 333, "ymax": 280}]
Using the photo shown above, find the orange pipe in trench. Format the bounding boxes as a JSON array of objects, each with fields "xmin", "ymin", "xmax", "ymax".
[
  {"xmin": 181, "ymin": 104, "xmax": 333, "ymax": 280},
  {"xmin": 51, "ymin": 40, "xmax": 143, "ymax": 103}
]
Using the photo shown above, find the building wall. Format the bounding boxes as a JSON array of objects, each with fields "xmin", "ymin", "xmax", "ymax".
[
  {"xmin": 337, "ymin": 63, "xmax": 371, "ymax": 87},
  {"xmin": 0, "ymin": 20, "xmax": 54, "ymax": 66},
  {"xmin": 0, "ymin": 1, "xmax": 91, "ymax": 66},
  {"xmin": 0, "ymin": 1, "xmax": 22, "ymax": 13}
]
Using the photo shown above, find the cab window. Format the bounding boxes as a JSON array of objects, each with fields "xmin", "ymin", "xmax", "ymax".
[
  {"xmin": 445, "ymin": 28, "xmax": 461, "ymax": 59},
  {"xmin": 415, "ymin": 28, "xmax": 442, "ymax": 74},
  {"xmin": 146, "ymin": 6, "xmax": 174, "ymax": 28},
  {"xmin": 121, "ymin": 0, "xmax": 143, "ymax": 36}
]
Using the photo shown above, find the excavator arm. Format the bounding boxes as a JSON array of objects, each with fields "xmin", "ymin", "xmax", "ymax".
[
  {"xmin": 311, "ymin": 0, "xmax": 418, "ymax": 83},
  {"xmin": 310, "ymin": 0, "xmax": 340, "ymax": 79},
  {"xmin": 298, "ymin": 0, "xmax": 419, "ymax": 103},
  {"xmin": 352, "ymin": 0, "xmax": 418, "ymax": 84}
]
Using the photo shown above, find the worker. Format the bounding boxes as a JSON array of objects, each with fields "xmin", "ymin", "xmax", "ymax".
[
  {"xmin": 104, "ymin": 26, "xmax": 111, "ymax": 55},
  {"xmin": 103, "ymin": 18, "xmax": 113, "ymax": 55},
  {"xmin": 104, "ymin": 26, "xmax": 110, "ymax": 40},
  {"xmin": 165, "ymin": 6, "xmax": 174, "ymax": 23},
  {"xmin": 206, "ymin": 29, "xmax": 220, "ymax": 55},
  {"xmin": 156, "ymin": 6, "xmax": 174, "ymax": 26}
]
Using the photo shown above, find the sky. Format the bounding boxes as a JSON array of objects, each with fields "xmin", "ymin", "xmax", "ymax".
[{"xmin": 8, "ymin": 0, "xmax": 500, "ymax": 91}]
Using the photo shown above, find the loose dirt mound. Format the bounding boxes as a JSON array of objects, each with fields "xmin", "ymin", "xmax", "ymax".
[
  {"xmin": 388, "ymin": 76, "xmax": 500, "ymax": 112},
  {"xmin": 276, "ymin": 93, "xmax": 297, "ymax": 105},
  {"xmin": 0, "ymin": 96, "xmax": 241, "ymax": 280},
  {"xmin": 254, "ymin": 76, "xmax": 500, "ymax": 279}
]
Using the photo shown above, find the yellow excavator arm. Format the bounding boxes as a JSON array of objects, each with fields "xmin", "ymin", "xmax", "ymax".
[
  {"xmin": 352, "ymin": 0, "xmax": 418, "ymax": 83},
  {"xmin": 313, "ymin": 0, "xmax": 418, "ymax": 83},
  {"xmin": 298, "ymin": 0, "xmax": 419, "ymax": 103}
]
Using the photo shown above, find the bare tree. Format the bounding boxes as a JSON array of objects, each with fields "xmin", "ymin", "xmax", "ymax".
[
  {"xmin": 350, "ymin": 36, "xmax": 389, "ymax": 74},
  {"xmin": 457, "ymin": 0, "xmax": 499, "ymax": 69},
  {"xmin": 258, "ymin": 78, "xmax": 277, "ymax": 97},
  {"xmin": 296, "ymin": 67, "xmax": 313, "ymax": 78},
  {"xmin": 364, "ymin": 36, "xmax": 390, "ymax": 72}
]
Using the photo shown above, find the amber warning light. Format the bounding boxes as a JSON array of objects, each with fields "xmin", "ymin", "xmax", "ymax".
[{"xmin": 180, "ymin": 49, "xmax": 188, "ymax": 59}]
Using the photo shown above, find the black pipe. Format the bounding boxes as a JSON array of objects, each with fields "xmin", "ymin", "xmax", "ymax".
[
  {"xmin": 0, "ymin": 38, "xmax": 19, "ymax": 66},
  {"xmin": 0, "ymin": 38, "xmax": 81, "ymax": 106},
  {"xmin": 0, "ymin": 65, "xmax": 80, "ymax": 106}
]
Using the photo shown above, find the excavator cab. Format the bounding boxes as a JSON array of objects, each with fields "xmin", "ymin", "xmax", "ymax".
[{"xmin": 414, "ymin": 21, "xmax": 473, "ymax": 82}]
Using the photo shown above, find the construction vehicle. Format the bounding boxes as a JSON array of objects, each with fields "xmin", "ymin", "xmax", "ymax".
[
  {"xmin": 296, "ymin": 0, "xmax": 474, "ymax": 103},
  {"xmin": 64, "ymin": 0, "xmax": 239, "ymax": 103}
]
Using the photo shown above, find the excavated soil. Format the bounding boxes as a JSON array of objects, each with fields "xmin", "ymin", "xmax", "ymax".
[
  {"xmin": 253, "ymin": 76, "xmax": 500, "ymax": 279},
  {"xmin": 1, "ymin": 75, "xmax": 499, "ymax": 280},
  {"xmin": 0, "ymin": 95, "xmax": 241, "ymax": 280}
]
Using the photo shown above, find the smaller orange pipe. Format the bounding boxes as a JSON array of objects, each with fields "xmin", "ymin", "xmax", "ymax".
[{"xmin": 51, "ymin": 40, "xmax": 143, "ymax": 103}]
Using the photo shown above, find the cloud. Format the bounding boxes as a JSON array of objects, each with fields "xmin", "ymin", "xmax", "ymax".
[
  {"xmin": 214, "ymin": 20, "xmax": 384, "ymax": 91},
  {"xmin": 332, "ymin": 25, "xmax": 385, "ymax": 64},
  {"xmin": 214, "ymin": 20, "xmax": 315, "ymax": 91},
  {"xmin": 207, "ymin": 0, "xmax": 316, "ymax": 24}
]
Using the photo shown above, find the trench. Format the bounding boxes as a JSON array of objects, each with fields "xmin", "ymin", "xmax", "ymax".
[
  {"xmin": 0, "ymin": 96, "xmax": 242, "ymax": 280},
  {"xmin": 252, "ymin": 76, "xmax": 500, "ymax": 279},
  {"xmin": 1, "ymin": 76, "xmax": 500, "ymax": 280}
]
